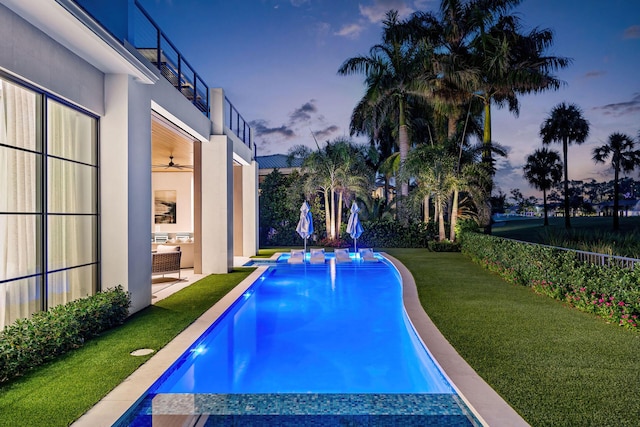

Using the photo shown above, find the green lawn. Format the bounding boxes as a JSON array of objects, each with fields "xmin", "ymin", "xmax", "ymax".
[
  {"xmin": 386, "ymin": 249, "xmax": 640, "ymax": 427},
  {"xmin": 2, "ymin": 250, "xmax": 639, "ymax": 426}
]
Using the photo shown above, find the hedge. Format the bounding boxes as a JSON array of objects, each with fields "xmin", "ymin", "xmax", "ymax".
[
  {"xmin": 355, "ymin": 220, "xmax": 435, "ymax": 248},
  {"xmin": 461, "ymin": 232, "xmax": 640, "ymax": 330},
  {"xmin": 0, "ymin": 286, "xmax": 130, "ymax": 383}
]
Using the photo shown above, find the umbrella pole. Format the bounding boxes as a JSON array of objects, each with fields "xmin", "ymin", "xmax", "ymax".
[
  {"xmin": 304, "ymin": 237, "xmax": 307, "ymax": 256},
  {"xmin": 354, "ymin": 238, "xmax": 357, "ymax": 255}
]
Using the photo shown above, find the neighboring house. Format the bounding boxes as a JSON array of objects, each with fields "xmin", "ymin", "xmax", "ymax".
[
  {"xmin": 597, "ymin": 199, "xmax": 640, "ymax": 217},
  {"xmin": 0, "ymin": 0, "xmax": 259, "ymax": 329},
  {"xmin": 256, "ymin": 154, "xmax": 303, "ymax": 183}
]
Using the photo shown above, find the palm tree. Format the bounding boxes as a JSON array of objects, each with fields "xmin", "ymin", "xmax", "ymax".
[
  {"xmin": 592, "ymin": 132, "xmax": 640, "ymax": 230},
  {"xmin": 289, "ymin": 138, "xmax": 373, "ymax": 241},
  {"xmin": 338, "ymin": 10, "xmax": 434, "ymax": 198},
  {"xmin": 540, "ymin": 102, "xmax": 590, "ymax": 228},
  {"xmin": 407, "ymin": 0, "xmax": 569, "ymax": 232},
  {"xmin": 523, "ymin": 148, "xmax": 563, "ymax": 226},
  {"xmin": 402, "ymin": 145, "xmax": 456, "ymax": 240}
]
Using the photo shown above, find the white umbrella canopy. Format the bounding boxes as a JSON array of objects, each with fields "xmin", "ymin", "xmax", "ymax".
[
  {"xmin": 346, "ymin": 201, "xmax": 364, "ymax": 253},
  {"xmin": 295, "ymin": 201, "xmax": 314, "ymax": 252}
]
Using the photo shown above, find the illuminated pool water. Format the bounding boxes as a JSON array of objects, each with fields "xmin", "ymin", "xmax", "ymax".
[{"xmin": 116, "ymin": 255, "xmax": 480, "ymax": 426}]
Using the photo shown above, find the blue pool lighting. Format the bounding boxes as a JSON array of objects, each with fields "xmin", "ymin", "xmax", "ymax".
[{"xmin": 116, "ymin": 254, "xmax": 480, "ymax": 425}]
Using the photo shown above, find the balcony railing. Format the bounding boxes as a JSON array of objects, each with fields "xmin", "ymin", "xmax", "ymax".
[
  {"xmin": 131, "ymin": 1, "xmax": 251, "ymax": 147},
  {"xmin": 132, "ymin": 1, "xmax": 209, "ymax": 115},
  {"xmin": 225, "ymin": 97, "xmax": 252, "ymax": 148}
]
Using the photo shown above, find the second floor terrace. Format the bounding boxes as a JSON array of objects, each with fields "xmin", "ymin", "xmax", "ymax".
[{"xmin": 71, "ymin": 0, "xmax": 252, "ymax": 150}]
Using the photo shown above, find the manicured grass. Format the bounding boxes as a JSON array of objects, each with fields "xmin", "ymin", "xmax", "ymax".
[
  {"xmin": 0, "ymin": 269, "xmax": 253, "ymax": 427},
  {"xmin": 493, "ymin": 216, "xmax": 640, "ymax": 258},
  {"xmin": 386, "ymin": 249, "xmax": 640, "ymax": 427}
]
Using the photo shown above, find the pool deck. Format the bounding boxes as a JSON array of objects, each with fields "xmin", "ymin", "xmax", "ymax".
[{"xmin": 73, "ymin": 253, "xmax": 529, "ymax": 427}]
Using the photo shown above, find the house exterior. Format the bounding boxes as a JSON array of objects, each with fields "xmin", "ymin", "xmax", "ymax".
[
  {"xmin": 256, "ymin": 154, "xmax": 303, "ymax": 183},
  {"xmin": 0, "ymin": 0, "xmax": 259, "ymax": 329}
]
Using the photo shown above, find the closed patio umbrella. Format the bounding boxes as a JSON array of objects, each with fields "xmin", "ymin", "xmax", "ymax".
[
  {"xmin": 346, "ymin": 201, "xmax": 364, "ymax": 253},
  {"xmin": 295, "ymin": 201, "xmax": 314, "ymax": 254}
]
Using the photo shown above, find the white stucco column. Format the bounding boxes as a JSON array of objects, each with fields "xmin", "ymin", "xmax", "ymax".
[
  {"xmin": 200, "ymin": 134, "xmax": 233, "ymax": 273},
  {"xmin": 101, "ymin": 74, "xmax": 152, "ymax": 314},
  {"xmin": 242, "ymin": 160, "xmax": 259, "ymax": 256}
]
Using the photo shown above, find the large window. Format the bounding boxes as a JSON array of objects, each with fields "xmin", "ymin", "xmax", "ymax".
[{"xmin": 0, "ymin": 75, "xmax": 99, "ymax": 329}]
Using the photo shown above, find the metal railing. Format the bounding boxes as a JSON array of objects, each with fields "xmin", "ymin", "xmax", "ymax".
[
  {"xmin": 504, "ymin": 237, "xmax": 639, "ymax": 270},
  {"xmin": 132, "ymin": 1, "xmax": 209, "ymax": 116},
  {"xmin": 225, "ymin": 97, "xmax": 252, "ymax": 147}
]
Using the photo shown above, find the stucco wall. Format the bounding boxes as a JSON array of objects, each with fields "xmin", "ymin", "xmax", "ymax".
[{"xmin": 0, "ymin": 3, "xmax": 104, "ymax": 114}]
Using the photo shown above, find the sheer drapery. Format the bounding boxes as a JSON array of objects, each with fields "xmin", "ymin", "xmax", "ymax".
[
  {"xmin": 0, "ymin": 79, "xmax": 40, "ymax": 329},
  {"xmin": 1, "ymin": 79, "xmax": 98, "ymax": 328},
  {"xmin": 47, "ymin": 100, "xmax": 97, "ymax": 308}
]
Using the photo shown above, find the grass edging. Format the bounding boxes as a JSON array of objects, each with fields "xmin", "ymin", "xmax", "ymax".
[{"xmin": 0, "ymin": 269, "xmax": 254, "ymax": 427}]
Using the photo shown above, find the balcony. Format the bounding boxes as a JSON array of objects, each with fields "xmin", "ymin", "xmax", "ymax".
[{"xmin": 71, "ymin": 0, "xmax": 252, "ymax": 149}]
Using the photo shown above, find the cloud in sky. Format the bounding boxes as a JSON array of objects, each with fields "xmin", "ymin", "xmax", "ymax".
[
  {"xmin": 252, "ymin": 99, "xmax": 340, "ymax": 148},
  {"xmin": 289, "ymin": 100, "xmax": 318, "ymax": 123},
  {"xmin": 583, "ymin": 70, "xmax": 606, "ymax": 79},
  {"xmin": 313, "ymin": 125, "xmax": 340, "ymax": 140},
  {"xmin": 623, "ymin": 25, "xmax": 640, "ymax": 39},
  {"xmin": 359, "ymin": 0, "xmax": 415, "ymax": 23},
  {"xmin": 335, "ymin": 23, "xmax": 366, "ymax": 39},
  {"xmin": 290, "ymin": 0, "xmax": 309, "ymax": 6},
  {"xmin": 593, "ymin": 93, "xmax": 640, "ymax": 117},
  {"xmin": 250, "ymin": 119, "xmax": 296, "ymax": 138}
]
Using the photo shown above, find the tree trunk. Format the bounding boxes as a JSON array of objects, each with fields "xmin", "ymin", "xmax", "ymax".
[
  {"xmin": 324, "ymin": 190, "xmax": 331, "ymax": 240},
  {"xmin": 543, "ymin": 188, "xmax": 549, "ymax": 226},
  {"xmin": 438, "ymin": 197, "xmax": 446, "ymax": 241},
  {"xmin": 449, "ymin": 189, "xmax": 459, "ymax": 241},
  {"xmin": 337, "ymin": 192, "xmax": 344, "ymax": 240},
  {"xmin": 330, "ymin": 188, "xmax": 336, "ymax": 239},
  {"xmin": 423, "ymin": 195, "xmax": 430, "ymax": 223},
  {"xmin": 562, "ymin": 138, "xmax": 571, "ymax": 229},
  {"xmin": 398, "ymin": 99, "xmax": 409, "ymax": 197},
  {"xmin": 481, "ymin": 99, "xmax": 493, "ymax": 234},
  {"xmin": 613, "ymin": 168, "xmax": 620, "ymax": 230}
]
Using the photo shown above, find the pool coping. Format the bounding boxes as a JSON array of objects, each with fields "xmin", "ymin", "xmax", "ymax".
[{"xmin": 73, "ymin": 252, "xmax": 529, "ymax": 427}]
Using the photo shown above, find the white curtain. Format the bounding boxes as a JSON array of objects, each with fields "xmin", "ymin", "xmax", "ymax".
[
  {"xmin": 47, "ymin": 101, "xmax": 95, "ymax": 308},
  {"xmin": 0, "ymin": 79, "xmax": 39, "ymax": 329}
]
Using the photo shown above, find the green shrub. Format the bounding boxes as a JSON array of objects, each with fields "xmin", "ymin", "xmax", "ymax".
[
  {"xmin": 461, "ymin": 232, "xmax": 640, "ymax": 330},
  {"xmin": 357, "ymin": 220, "xmax": 435, "ymax": 248},
  {"xmin": 0, "ymin": 286, "xmax": 130, "ymax": 383},
  {"xmin": 428, "ymin": 240, "xmax": 461, "ymax": 252}
]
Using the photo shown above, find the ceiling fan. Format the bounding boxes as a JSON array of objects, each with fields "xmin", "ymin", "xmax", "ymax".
[{"xmin": 153, "ymin": 155, "xmax": 193, "ymax": 170}]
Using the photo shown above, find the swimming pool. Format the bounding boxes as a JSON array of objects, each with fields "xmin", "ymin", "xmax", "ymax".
[{"xmin": 115, "ymin": 254, "xmax": 480, "ymax": 425}]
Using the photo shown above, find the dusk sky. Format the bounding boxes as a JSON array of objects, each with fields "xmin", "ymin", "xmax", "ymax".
[{"xmin": 139, "ymin": 0, "xmax": 640, "ymax": 198}]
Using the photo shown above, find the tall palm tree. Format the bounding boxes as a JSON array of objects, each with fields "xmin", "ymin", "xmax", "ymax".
[
  {"xmin": 523, "ymin": 147, "xmax": 563, "ymax": 226},
  {"xmin": 540, "ymin": 102, "xmax": 590, "ymax": 228},
  {"xmin": 592, "ymin": 132, "xmax": 640, "ymax": 230},
  {"xmin": 338, "ymin": 10, "xmax": 434, "ymax": 198},
  {"xmin": 407, "ymin": 0, "xmax": 569, "ymax": 232}
]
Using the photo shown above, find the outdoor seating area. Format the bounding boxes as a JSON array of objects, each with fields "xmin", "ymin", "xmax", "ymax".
[{"xmin": 152, "ymin": 245, "xmax": 182, "ymax": 278}]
